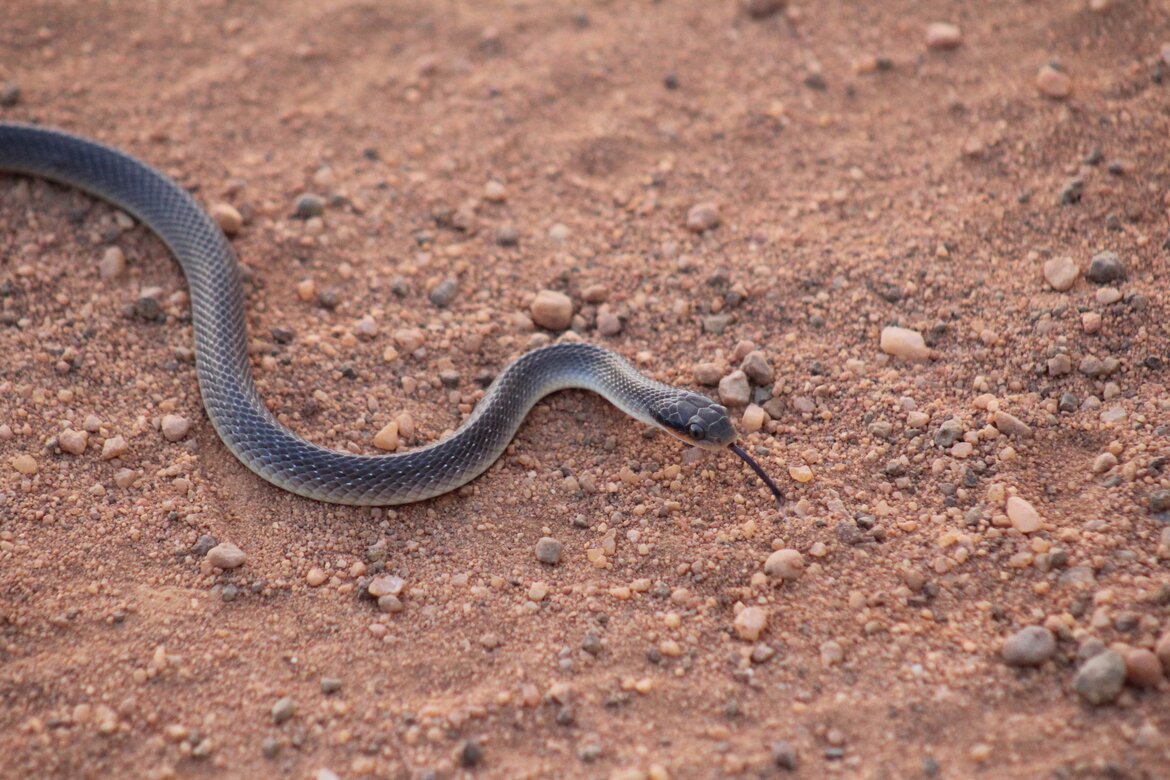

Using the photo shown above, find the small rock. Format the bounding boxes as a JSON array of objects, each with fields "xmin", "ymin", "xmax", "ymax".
[
  {"xmin": 293, "ymin": 194, "xmax": 324, "ymax": 219},
  {"xmin": 741, "ymin": 404, "xmax": 766, "ymax": 433},
  {"xmin": 160, "ymin": 414, "xmax": 190, "ymax": 442},
  {"xmin": 925, "ymin": 22, "xmax": 962, "ymax": 50},
  {"xmin": 934, "ymin": 419, "xmax": 964, "ymax": 448},
  {"xmin": 101, "ymin": 436, "xmax": 128, "ymax": 460},
  {"xmin": 306, "ymin": 568, "xmax": 328, "ymax": 587},
  {"xmin": 99, "ymin": 247, "xmax": 126, "ymax": 279},
  {"xmin": 271, "ymin": 697, "xmax": 296, "ymax": 725},
  {"xmin": 1149, "ymin": 489, "xmax": 1170, "ymax": 513},
  {"xmin": 1001, "ymin": 626, "xmax": 1056, "ymax": 667},
  {"xmin": 596, "ymin": 313, "xmax": 622, "ymax": 336},
  {"xmin": 207, "ymin": 542, "xmax": 246, "ymax": 569},
  {"xmin": 693, "ymin": 362, "xmax": 724, "ymax": 386},
  {"xmin": 718, "ymin": 370, "xmax": 751, "ymax": 406},
  {"xmin": 530, "ymin": 290, "xmax": 573, "ymax": 330},
  {"xmin": 1073, "ymin": 650, "xmax": 1126, "ymax": 706},
  {"xmin": 742, "ymin": 0, "xmax": 786, "ymax": 19},
  {"xmin": 321, "ymin": 677, "xmax": 342, "ymax": 695},
  {"xmin": 582, "ymin": 284, "xmax": 609, "ymax": 303},
  {"xmin": 1042, "ymin": 256, "xmax": 1078, "ymax": 291},
  {"xmin": 993, "ymin": 411, "xmax": 1032, "ymax": 439},
  {"xmin": 880, "ymin": 326, "xmax": 930, "ymax": 360},
  {"xmin": 740, "ymin": 351, "xmax": 774, "ymax": 385},
  {"xmin": 58, "ymin": 429, "xmax": 88, "ymax": 455},
  {"xmin": 373, "ymin": 421, "xmax": 399, "ymax": 451},
  {"xmin": 495, "ymin": 224, "xmax": 520, "ymax": 246},
  {"xmin": 1048, "ymin": 354, "xmax": 1072, "ymax": 376},
  {"xmin": 11, "ymin": 454, "xmax": 38, "ymax": 475},
  {"xmin": 459, "ymin": 739, "xmax": 484, "ymax": 767},
  {"xmin": 1059, "ymin": 178, "xmax": 1083, "ymax": 205},
  {"xmin": 1086, "ymin": 251, "xmax": 1125, "ymax": 284},
  {"xmin": 1006, "ymin": 496, "xmax": 1042, "ymax": 534},
  {"xmin": 535, "ymin": 537, "xmax": 564, "ymax": 565},
  {"xmin": 733, "ymin": 606, "xmax": 768, "ymax": 641},
  {"xmin": 1092, "ymin": 452, "xmax": 1118, "ymax": 474},
  {"xmin": 367, "ymin": 574, "xmax": 404, "ymax": 597},
  {"xmin": 428, "ymin": 278, "xmax": 459, "ymax": 308},
  {"xmin": 771, "ymin": 741, "xmax": 798, "ymax": 771},
  {"xmin": 686, "ymin": 202, "xmax": 720, "ymax": 233},
  {"xmin": 0, "ymin": 82, "xmax": 20, "ymax": 107},
  {"xmin": 1155, "ymin": 632, "xmax": 1170, "ymax": 669},
  {"xmin": 483, "ymin": 180, "xmax": 507, "ymax": 202},
  {"xmin": 1124, "ymin": 649, "xmax": 1164, "ymax": 688},
  {"xmin": 1036, "ymin": 65, "xmax": 1071, "ymax": 99},
  {"xmin": 192, "ymin": 535, "xmax": 217, "ymax": 556},
  {"xmin": 763, "ymin": 549, "xmax": 804, "ymax": 581},
  {"xmin": 378, "ymin": 595, "xmax": 403, "ymax": 613},
  {"xmin": 210, "ymin": 203, "xmax": 243, "ymax": 236},
  {"xmin": 1095, "ymin": 286, "xmax": 1121, "ymax": 305}
]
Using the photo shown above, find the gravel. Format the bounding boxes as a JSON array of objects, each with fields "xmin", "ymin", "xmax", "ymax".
[
  {"xmin": 1072, "ymin": 650, "xmax": 1126, "ymax": 705},
  {"xmin": 271, "ymin": 697, "xmax": 296, "ymax": 724},
  {"xmin": 1006, "ymin": 496, "xmax": 1042, "ymax": 534},
  {"xmin": 160, "ymin": 414, "xmax": 190, "ymax": 442},
  {"xmin": 925, "ymin": 22, "xmax": 962, "ymax": 50},
  {"xmin": 530, "ymin": 290, "xmax": 573, "ymax": 330},
  {"xmin": 1042, "ymin": 256, "xmax": 1078, "ymax": 291},
  {"xmin": 207, "ymin": 543, "xmax": 247, "ymax": 569},
  {"xmin": 733, "ymin": 606, "xmax": 768, "ymax": 641},
  {"xmin": 718, "ymin": 370, "xmax": 751, "ymax": 406},
  {"xmin": 1036, "ymin": 65, "xmax": 1071, "ymax": 99},
  {"xmin": 58, "ymin": 429, "xmax": 88, "ymax": 455},
  {"xmin": 293, "ymin": 194, "xmax": 325, "ymax": 219},
  {"xmin": 880, "ymin": 326, "xmax": 930, "ymax": 360},
  {"xmin": 1085, "ymin": 251, "xmax": 1125, "ymax": 283},
  {"xmin": 428, "ymin": 278, "xmax": 459, "ymax": 308},
  {"xmin": 763, "ymin": 549, "xmax": 804, "ymax": 581},
  {"xmin": 740, "ymin": 351, "xmax": 774, "ymax": 385},
  {"xmin": 686, "ymin": 202, "xmax": 720, "ymax": 233},
  {"xmin": 535, "ymin": 536, "xmax": 564, "ymax": 564}
]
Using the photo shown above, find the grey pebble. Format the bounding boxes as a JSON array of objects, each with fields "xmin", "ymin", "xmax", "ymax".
[
  {"xmin": 771, "ymin": 740, "xmax": 798, "ymax": 770},
  {"xmin": 1072, "ymin": 650, "xmax": 1126, "ymax": 705},
  {"xmin": 1059, "ymin": 177, "xmax": 1083, "ymax": 205},
  {"xmin": 221, "ymin": 584, "xmax": 239, "ymax": 603},
  {"xmin": 0, "ymin": 82, "xmax": 20, "ymax": 107},
  {"xmin": 1085, "ymin": 251, "xmax": 1125, "ymax": 284},
  {"xmin": 1002, "ymin": 626, "xmax": 1056, "ymax": 667},
  {"xmin": 1148, "ymin": 489, "xmax": 1170, "ymax": 513},
  {"xmin": 321, "ymin": 677, "xmax": 342, "ymax": 695},
  {"xmin": 459, "ymin": 739, "xmax": 483, "ymax": 767},
  {"xmin": 934, "ymin": 418, "xmax": 964, "ymax": 448},
  {"xmin": 293, "ymin": 194, "xmax": 325, "ymax": 219},
  {"xmin": 192, "ymin": 534, "xmax": 218, "ymax": 557},
  {"xmin": 740, "ymin": 350, "xmax": 774, "ymax": 385},
  {"xmin": 428, "ymin": 278, "xmax": 459, "ymax": 308},
  {"xmin": 535, "ymin": 536, "xmax": 564, "ymax": 565},
  {"xmin": 271, "ymin": 696, "xmax": 296, "ymax": 724},
  {"xmin": 261, "ymin": 736, "xmax": 280, "ymax": 758},
  {"xmin": 581, "ymin": 631, "xmax": 603, "ymax": 656},
  {"xmin": 496, "ymin": 224, "xmax": 520, "ymax": 246}
]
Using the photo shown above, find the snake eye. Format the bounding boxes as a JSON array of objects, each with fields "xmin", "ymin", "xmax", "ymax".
[{"xmin": 687, "ymin": 423, "xmax": 705, "ymax": 441}]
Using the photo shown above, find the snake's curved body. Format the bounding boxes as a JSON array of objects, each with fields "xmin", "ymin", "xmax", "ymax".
[{"xmin": 0, "ymin": 123, "xmax": 756, "ymax": 505}]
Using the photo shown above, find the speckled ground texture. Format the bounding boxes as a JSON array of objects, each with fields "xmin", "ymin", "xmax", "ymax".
[{"xmin": 2, "ymin": 1, "xmax": 1170, "ymax": 778}]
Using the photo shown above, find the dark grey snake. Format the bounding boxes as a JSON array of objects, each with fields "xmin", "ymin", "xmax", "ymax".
[{"xmin": 0, "ymin": 123, "xmax": 781, "ymax": 506}]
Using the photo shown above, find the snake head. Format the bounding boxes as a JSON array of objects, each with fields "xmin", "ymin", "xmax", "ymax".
[{"xmin": 649, "ymin": 391, "xmax": 737, "ymax": 451}]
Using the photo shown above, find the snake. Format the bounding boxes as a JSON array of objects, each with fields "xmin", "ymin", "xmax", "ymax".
[{"xmin": 0, "ymin": 122, "xmax": 782, "ymax": 506}]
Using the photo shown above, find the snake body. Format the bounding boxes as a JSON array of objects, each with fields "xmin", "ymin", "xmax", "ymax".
[{"xmin": 0, "ymin": 123, "xmax": 755, "ymax": 505}]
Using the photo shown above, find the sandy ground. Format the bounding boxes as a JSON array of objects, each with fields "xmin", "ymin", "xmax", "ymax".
[{"xmin": 2, "ymin": 1, "xmax": 1170, "ymax": 778}]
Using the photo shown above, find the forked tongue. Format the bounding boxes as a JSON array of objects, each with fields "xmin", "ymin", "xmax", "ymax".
[{"xmin": 730, "ymin": 443, "xmax": 783, "ymax": 505}]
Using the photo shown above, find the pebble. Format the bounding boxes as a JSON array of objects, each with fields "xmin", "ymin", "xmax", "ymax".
[
  {"xmin": 925, "ymin": 22, "xmax": 962, "ymax": 50},
  {"xmin": 207, "ymin": 542, "xmax": 246, "ymax": 569},
  {"xmin": 1006, "ymin": 496, "xmax": 1042, "ymax": 534},
  {"xmin": 693, "ymin": 362, "xmax": 723, "ymax": 386},
  {"xmin": 495, "ymin": 225, "xmax": 520, "ymax": 246},
  {"xmin": 763, "ymin": 549, "xmax": 804, "ymax": 581},
  {"xmin": 733, "ymin": 606, "xmax": 768, "ymax": 641},
  {"xmin": 378, "ymin": 595, "xmax": 404, "ymax": 613},
  {"xmin": 993, "ymin": 411, "xmax": 1032, "ymax": 439},
  {"xmin": 99, "ymin": 247, "xmax": 126, "ymax": 279},
  {"xmin": 11, "ymin": 454, "xmax": 38, "ymax": 475},
  {"xmin": 1150, "ymin": 489, "xmax": 1170, "ymax": 512},
  {"xmin": 271, "ymin": 697, "xmax": 296, "ymax": 725},
  {"xmin": 1042, "ymin": 256, "xmax": 1078, "ymax": 291},
  {"xmin": 686, "ymin": 202, "xmax": 720, "ymax": 233},
  {"xmin": 373, "ymin": 421, "xmax": 399, "ymax": 451},
  {"xmin": 1035, "ymin": 65, "xmax": 1071, "ymax": 99},
  {"xmin": 321, "ymin": 677, "xmax": 342, "ymax": 695},
  {"xmin": 788, "ymin": 464, "xmax": 814, "ymax": 483},
  {"xmin": 428, "ymin": 278, "xmax": 459, "ymax": 308},
  {"xmin": 58, "ymin": 429, "xmax": 88, "ymax": 455},
  {"xmin": 1092, "ymin": 452, "xmax": 1118, "ymax": 474},
  {"xmin": 293, "ymin": 194, "xmax": 324, "ymax": 219},
  {"xmin": 101, "ymin": 435, "xmax": 128, "ymax": 460},
  {"xmin": 934, "ymin": 419, "xmax": 964, "ymax": 448},
  {"xmin": 1048, "ymin": 354, "xmax": 1072, "ymax": 376},
  {"xmin": 718, "ymin": 371, "xmax": 751, "ymax": 406},
  {"xmin": 1096, "ymin": 287, "xmax": 1121, "ymax": 305},
  {"xmin": 0, "ymin": 82, "xmax": 20, "ymax": 107},
  {"xmin": 741, "ymin": 404, "xmax": 766, "ymax": 433},
  {"xmin": 1085, "ymin": 251, "xmax": 1125, "ymax": 284},
  {"xmin": 1059, "ymin": 178, "xmax": 1083, "ymax": 205},
  {"xmin": 210, "ymin": 203, "xmax": 243, "ymax": 235},
  {"xmin": 596, "ymin": 313, "xmax": 622, "ymax": 336},
  {"xmin": 740, "ymin": 351, "xmax": 774, "ymax": 385},
  {"xmin": 530, "ymin": 290, "xmax": 573, "ymax": 330},
  {"xmin": 483, "ymin": 180, "xmax": 506, "ymax": 202},
  {"xmin": 1081, "ymin": 312, "xmax": 1102, "ymax": 334},
  {"xmin": 582, "ymin": 284, "xmax": 609, "ymax": 303},
  {"xmin": 367, "ymin": 574, "xmax": 404, "ymax": 597},
  {"xmin": 548, "ymin": 223, "xmax": 571, "ymax": 242},
  {"xmin": 1001, "ymin": 626, "xmax": 1056, "ymax": 667},
  {"xmin": 771, "ymin": 741, "xmax": 798, "ymax": 771},
  {"xmin": 535, "ymin": 536, "xmax": 564, "ymax": 565},
  {"xmin": 1072, "ymin": 650, "xmax": 1126, "ymax": 705},
  {"xmin": 879, "ymin": 326, "xmax": 930, "ymax": 360},
  {"xmin": 160, "ymin": 414, "xmax": 190, "ymax": 442},
  {"xmin": 742, "ymin": 0, "xmax": 786, "ymax": 19},
  {"xmin": 1124, "ymin": 649, "xmax": 1164, "ymax": 688},
  {"xmin": 1155, "ymin": 632, "xmax": 1170, "ymax": 669},
  {"xmin": 306, "ymin": 567, "xmax": 328, "ymax": 587}
]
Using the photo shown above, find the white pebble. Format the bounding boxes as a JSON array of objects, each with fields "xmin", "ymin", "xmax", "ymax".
[
  {"xmin": 1006, "ymin": 496, "xmax": 1042, "ymax": 534},
  {"xmin": 879, "ymin": 326, "xmax": 930, "ymax": 361}
]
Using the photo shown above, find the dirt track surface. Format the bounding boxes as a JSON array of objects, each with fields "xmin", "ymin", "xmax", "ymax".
[{"xmin": 2, "ymin": 1, "xmax": 1170, "ymax": 778}]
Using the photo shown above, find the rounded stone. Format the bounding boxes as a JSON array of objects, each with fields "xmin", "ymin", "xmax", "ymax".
[
  {"xmin": 1042, "ymin": 256, "xmax": 1078, "ymax": 291},
  {"xmin": 733, "ymin": 606, "xmax": 768, "ymax": 641},
  {"xmin": 271, "ymin": 697, "xmax": 296, "ymax": 725},
  {"xmin": 1085, "ymin": 251, "xmax": 1125, "ymax": 284},
  {"xmin": 535, "ymin": 537, "xmax": 564, "ymax": 565},
  {"xmin": 210, "ymin": 203, "xmax": 243, "ymax": 235},
  {"xmin": 686, "ymin": 202, "xmax": 720, "ymax": 233},
  {"xmin": 530, "ymin": 290, "xmax": 573, "ymax": 330},
  {"xmin": 741, "ymin": 0, "xmax": 786, "ymax": 19},
  {"xmin": 160, "ymin": 414, "xmax": 191, "ymax": 442},
  {"xmin": 1124, "ymin": 649, "xmax": 1165, "ymax": 689},
  {"xmin": 58, "ymin": 429, "xmax": 88, "ymax": 455},
  {"xmin": 293, "ymin": 194, "xmax": 324, "ymax": 219},
  {"xmin": 925, "ymin": 22, "xmax": 962, "ymax": 50},
  {"xmin": 879, "ymin": 326, "xmax": 930, "ymax": 360},
  {"xmin": 1006, "ymin": 496, "xmax": 1042, "ymax": 534},
  {"xmin": 1072, "ymin": 650, "xmax": 1126, "ymax": 705},
  {"xmin": 1036, "ymin": 65, "xmax": 1071, "ymax": 99},
  {"xmin": 763, "ymin": 549, "xmax": 804, "ymax": 581},
  {"xmin": 11, "ymin": 454, "xmax": 38, "ymax": 475},
  {"xmin": 207, "ymin": 543, "xmax": 246, "ymax": 569},
  {"xmin": 1001, "ymin": 626, "xmax": 1056, "ymax": 667},
  {"xmin": 367, "ymin": 574, "xmax": 405, "ymax": 597}
]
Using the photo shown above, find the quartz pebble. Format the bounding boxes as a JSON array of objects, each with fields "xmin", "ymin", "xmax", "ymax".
[
  {"xmin": 741, "ymin": 404, "xmax": 766, "ymax": 433},
  {"xmin": 99, "ymin": 247, "xmax": 126, "ymax": 280},
  {"xmin": 11, "ymin": 454, "xmax": 38, "ymax": 474},
  {"xmin": 686, "ymin": 202, "xmax": 720, "ymax": 233},
  {"xmin": 306, "ymin": 568, "xmax": 328, "ymax": 587},
  {"xmin": 1001, "ymin": 626, "xmax": 1056, "ymax": 667},
  {"xmin": 1073, "ymin": 650, "xmax": 1126, "ymax": 705},
  {"xmin": 879, "ymin": 326, "xmax": 930, "ymax": 360},
  {"xmin": 535, "ymin": 536, "xmax": 564, "ymax": 565},
  {"xmin": 160, "ymin": 414, "xmax": 190, "ymax": 442},
  {"xmin": 1035, "ymin": 65, "xmax": 1071, "ymax": 99},
  {"xmin": 925, "ymin": 22, "xmax": 962, "ymax": 50},
  {"xmin": 733, "ymin": 606, "xmax": 768, "ymax": 641},
  {"xmin": 763, "ymin": 549, "xmax": 804, "ymax": 581},
  {"xmin": 530, "ymin": 290, "xmax": 573, "ymax": 330},
  {"xmin": 718, "ymin": 371, "xmax": 751, "ymax": 406},
  {"xmin": 1042, "ymin": 256, "xmax": 1078, "ymax": 291},
  {"xmin": 58, "ymin": 429, "xmax": 88, "ymax": 455},
  {"xmin": 207, "ymin": 543, "xmax": 246, "ymax": 569},
  {"xmin": 1006, "ymin": 496, "xmax": 1042, "ymax": 534},
  {"xmin": 367, "ymin": 575, "xmax": 404, "ymax": 597},
  {"xmin": 373, "ymin": 421, "xmax": 399, "ymax": 451},
  {"xmin": 210, "ymin": 203, "xmax": 243, "ymax": 235},
  {"xmin": 993, "ymin": 411, "xmax": 1032, "ymax": 439}
]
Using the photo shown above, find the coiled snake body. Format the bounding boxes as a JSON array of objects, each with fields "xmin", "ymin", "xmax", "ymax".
[{"xmin": 0, "ymin": 123, "xmax": 780, "ymax": 506}]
